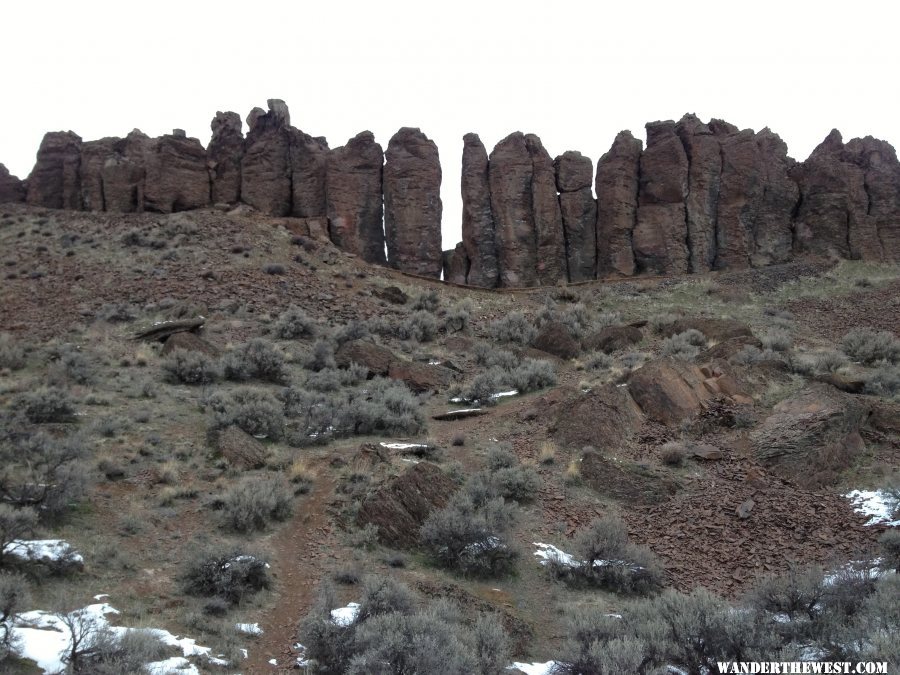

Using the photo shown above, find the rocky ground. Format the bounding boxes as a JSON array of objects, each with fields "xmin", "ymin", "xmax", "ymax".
[{"xmin": 0, "ymin": 204, "xmax": 897, "ymax": 673}]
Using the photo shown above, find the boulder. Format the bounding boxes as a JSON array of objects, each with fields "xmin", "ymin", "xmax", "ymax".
[
  {"xmin": 633, "ymin": 121, "xmax": 689, "ymax": 274},
  {"xmin": 551, "ymin": 384, "xmax": 643, "ymax": 452},
  {"xmin": 143, "ymin": 132, "xmax": 210, "ymax": 213},
  {"xmin": 0, "ymin": 163, "xmax": 25, "ymax": 203},
  {"xmin": 845, "ymin": 136, "xmax": 900, "ymax": 262},
  {"xmin": 387, "ymin": 360, "xmax": 455, "ymax": 393},
  {"xmin": 289, "ymin": 128, "xmax": 329, "ymax": 218},
  {"xmin": 208, "ymin": 111, "xmax": 244, "ymax": 205},
  {"xmin": 581, "ymin": 451, "xmax": 679, "ymax": 504},
  {"xmin": 532, "ymin": 321, "xmax": 580, "ymax": 360},
  {"xmin": 161, "ymin": 331, "xmax": 220, "ymax": 357},
  {"xmin": 326, "ymin": 131, "xmax": 386, "ymax": 263},
  {"xmin": 373, "ymin": 286, "xmax": 408, "ymax": 305},
  {"xmin": 460, "ymin": 133, "xmax": 499, "ymax": 288},
  {"xmin": 596, "ymin": 130, "xmax": 642, "ymax": 277},
  {"xmin": 555, "ymin": 151, "xmax": 596, "ymax": 282},
  {"xmin": 527, "ymin": 134, "xmax": 567, "ymax": 285},
  {"xmin": 489, "ymin": 132, "xmax": 538, "ymax": 287},
  {"xmin": 627, "ymin": 358, "xmax": 716, "ymax": 425},
  {"xmin": 581, "ymin": 325, "xmax": 642, "ymax": 353},
  {"xmin": 26, "ymin": 131, "xmax": 82, "ymax": 209},
  {"xmin": 442, "ymin": 243, "xmax": 469, "ymax": 285},
  {"xmin": 241, "ymin": 99, "xmax": 293, "ymax": 216},
  {"xmin": 335, "ymin": 340, "xmax": 395, "ymax": 377},
  {"xmin": 216, "ymin": 425, "xmax": 268, "ymax": 470},
  {"xmin": 356, "ymin": 462, "xmax": 458, "ymax": 548},
  {"xmin": 663, "ymin": 317, "xmax": 753, "ymax": 342},
  {"xmin": 384, "ymin": 127, "xmax": 443, "ymax": 277}
]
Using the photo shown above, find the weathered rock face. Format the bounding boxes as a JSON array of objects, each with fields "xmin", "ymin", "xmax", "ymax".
[
  {"xmin": 101, "ymin": 131, "xmax": 150, "ymax": 213},
  {"xmin": 326, "ymin": 131, "xmax": 385, "ymax": 263},
  {"xmin": 595, "ymin": 131, "xmax": 642, "ymax": 277},
  {"xmin": 26, "ymin": 131, "xmax": 82, "ymax": 209},
  {"xmin": 716, "ymin": 126, "xmax": 798, "ymax": 269},
  {"xmin": 442, "ymin": 243, "xmax": 469, "ymax": 284},
  {"xmin": 143, "ymin": 132, "xmax": 210, "ymax": 213},
  {"xmin": 633, "ymin": 121, "xmax": 690, "ymax": 275},
  {"xmin": 289, "ymin": 129, "xmax": 329, "ymax": 218},
  {"xmin": 675, "ymin": 114, "xmax": 723, "ymax": 273},
  {"xmin": 526, "ymin": 134, "xmax": 567, "ymax": 285},
  {"xmin": 383, "ymin": 127, "xmax": 443, "ymax": 277},
  {"xmin": 489, "ymin": 132, "xmax": 537, "ymax": 287},
  {"xmin": 79, "ymin": 138, "xmax": 117, "ymax": 211},
  {"xmin": 460, "ymin": 133, "xmax": 499, "ymax": 288},
  {"xmin": 0, "ymin": 164, "xmax": 26, "ymax": 203},
  {"xmin": 555, "ymin": 151, "xmax": 596, "ymax": 282},
  {"xmin": 241, "ymin": 99, "xmax": 292, "ymax": 216},
  {"xmin": 207, "ymin": 111, "xmax": 244, "ymax": 205},
  {"xmin": 532, "ymin": 321, "xmax": 580, "ymax": 360},
  {"xmin": 845, "ymin": 136, "xmax": 900, "ymax": 261},
  {"xmin": 793, "ymin": 130, "xmax": 871, "ymax": 260}
]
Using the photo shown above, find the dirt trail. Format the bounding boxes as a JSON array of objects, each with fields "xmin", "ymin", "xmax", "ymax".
[{"xmin": 245, "ymin": 476, "xmax": 337, "ymax": 674}]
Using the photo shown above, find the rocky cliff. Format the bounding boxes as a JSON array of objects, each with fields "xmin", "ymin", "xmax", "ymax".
[{"xmin": 4, "ymin": 104, "xmax": 898, "ymax": 285}]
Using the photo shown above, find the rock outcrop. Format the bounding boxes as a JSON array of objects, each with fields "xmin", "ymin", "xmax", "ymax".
[
  {"xmin": 240, "ymin": 99, "xmax": 292, "ymax": 216},
  {"xmin": 555, "ymin": 151, "xmax": 596, "ymax": 282},
  {"xmin": 595, "ymin": 131, "xmax": 642, "ymax": 277},
  {"xmin": 101, "ymin": 131, "xmax": 150, "ymax": 213},
  {"xmin": 633, "ymin": 121, "xmax": 690, "ymax": 275},
  {"xmin": 143, "ymin": 131, "xmax": 210, "ymax": 213},
  {"xmin": 526, "ymin": 134, "xmax": 567, "ymax": 285},
  {"xmin": 460, "ymin": 133, "xmax": 499, "ymax": 287},
  {"xmin": 0, "ymin": 163, "xmax": 25, "ymax": 203},
  {"xmin": 289, "ymin": 129, "xmax": 329, "ymax": 218},
  {"xmin": 207, "ymin": 111, "xmax": 244, "ymax": 205},
  {"xmin": 443, "ymin": 243, "xmax": 468, "ymax": 284},
  {"xmin": 26, "ymin": 131, "xmax": 82, "ymax": 209},
  {"xmin": 846, "ymin": 136, "xmax": 900, "ymax": 262},
  {"xmin": 326, "ymin": 131, "xmax": 386, "ymax": 264},
  {"xmin": 384, "ymin": 127, "xmax": 443, "ymax": 277}
]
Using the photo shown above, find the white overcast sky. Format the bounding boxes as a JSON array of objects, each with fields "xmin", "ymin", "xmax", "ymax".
[{"xmin": 2, "ymin": 0, "xmax": 899, "ymax": 248}]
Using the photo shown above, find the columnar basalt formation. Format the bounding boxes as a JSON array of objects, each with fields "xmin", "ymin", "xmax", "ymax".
[
  {"xmin": 554, "ymin": 151, "xmax": 596, "ymax": 282},
  {"xmin": 460, "ymin": 133, "xmax": 499, "ymax": 287},
  {"xmin": 0, "ymin": 164, "xmax": 25, "ymax": 203},
  {"xmin": 4, "ymin": 106, "xmax": 900, "ymax": 286},
  {"xmin": 326, "ymin": 131, "xmax": 386, "ymax": 264},
  {"xmin": 26, "ymin": 131, "xmax": 82, "ymax": 210},
  {"xmin": 595, "ymin": 131, "xmax": 642, "ymax": 277},
  {"xmin": 384, "ymin": 127, "xmax": 443, "ymax": 277},
  {"xmin": 208, "ymin": 111, "xmax": 244, "ymax": 205}
]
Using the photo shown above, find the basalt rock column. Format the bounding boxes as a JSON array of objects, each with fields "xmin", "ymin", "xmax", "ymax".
[
  {"xmin": 26, "ymin": 131, "xmax": 82, "ymax": 210},
  {"xmin": 489, "ymin": 132, "xmax": 538, "ymax": 287},
  {"xmin": 79, "ymin": 137, "xmax": 119, "ymax": 211},
  {"xmin": 289, "ymin": 129, "xmax": 329, "ymax": 218},
  {"xmin": 633, "ymin": 121, "xmax": 690, "ymax": 275},
  {"xmin": 675, "ymin": 114, "xmax": 724, "ymax": 273},
  {"xmin": 241, "ymin": 99, "xmax": 292, "ymax": 216},
  {"xmin": 595, "ymin": 131, "xmax": 642, "ymax": 277},
  {"xmin": 326, "ymin": 131, "xmax": 386, "ymax": 264},
  {"xmin": 443, "ymin": 243, "xmax": 469, "ymax": 285},
  {"xmin": 460, "ymin": 133, "xmax": 499, "ymax": 287},
  {"xmin": 526, "ymin": 134, "xmax": 567, "ymax": 285},
  {"xmin": 554, "ymin": 150, "xmax": 596, "ymax": 282},
  {"xmin": 208, "ymin": 111, "xmax": 244, "ymax": 204},
  {"xmin": 100, "ymin": 130, "xmax": 152, "ymax": 213},
  {"xmin": 0, "ymin": 164, "xmax": 26, "ymax": 203},
  {"xmin": 846, "ymin": 136, "xmax": 900, "ymax": 261},
  {"xmin": 143, "ymin": 130, "xmax": 210, "ymax": 213},
  {"xmin": 384, "ymin": 127, "xmax": 443, "ymax": 277}
]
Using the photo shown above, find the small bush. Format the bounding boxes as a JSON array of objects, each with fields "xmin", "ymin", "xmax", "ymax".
[
  {"xmin": 182, "ymin": 545, "xmax": 271, "ymax": 605},
  {"xmin": 661, "ymin": 329, "xmax": 706, "ymax": 361},
  {"xmin": 583, "ymin": 351, "xmax": 614, "ymax": 371},
  {"xmin": 355, "ymin": 575, "xmax": 416, "ymax": 623},
  {"xmin": 660, "ymin": 441, "xmax": 686, "ymax": 467},
  {"xmin": 842, "ymin": 328, "xmax": 900, "ymax": 365},
  {"xmin": 879, "ymin": 529, "xmax": 900, "ymax": 573},
  {"xmin": 486, "ymin": 311, "xmax": 537, "ymax": 345},
  {"xmin": 746, "ymin": 565, "xmax": 826, "ymax": 624},
  {"xmin": 274, "ymin": 306, "xmax": 316, "ymax": 339},
  {"xmin": 443, "ymin": 299, "xmax": 473, "ymax": 333},
  {"xmin": 863, "ymin": 367, "xmax": 900, "ymax": 398},
  {"xmin": 649, "ymin": 312, "xmax": 678, "ymax": 334},
  {"xmin": 473, "ymin": 344, "xmax": 518, "ymax": 370},
  {"xmin": 761, "ymin": 327, "xmax": 793, "ymax": 352},
  {"xmin": 262, "ymin": 262, "xmax": 286, "ymax": 275},
  {"xmin": 507, "ymin": 359, "xmax": 556, "ymax": 393},
  {"xmin": 0, "ymin": 504, "xmax": 39, "ymax": 564},
  {"xmin": 0, "ymin": 334, "xmax": 25, "ymax": 370},
  {"xmin": 807, "ymin": 350, "xmax": 849, "ymax": 375},
  {"xmin": 161, "ymin": 349, "xmax": 220, "ymax": 384},
  {"xmin": 490, "ymin": 465, "xmax": 541, "ymax": 502},
  {"xmin": 411, "ymin": 289, "xmax": 440, "ymax": 312},
  {"xmin": 58, "ymin": 346, "xmax": 95, "ymax": 385},
  {"xmin": 222, "ymin": 339, "xmax": 287, "ymax": 383},
  {"xmin": 730, "ymin": 345, "xmax": 765, "ymax": 366},
  {"xmin": 221, "ymin": 475, "xmax": 293, "ymax": 533},
  {"xmin": 396, "ymin": 310, "xmax": 439, "ymax": 342},
  {"xmin": 304, "ymin": 340, "xmax": 337, "ymax": 372},
  {"xmin": 14, "ymin": 387, "xmax": 75, "ymax": 423},
  {"xmin": 539, "ymin": 441, "xmax": 557, "ymax": 465},
  {"xmin": 209, "ymin": 388, "xmax": 285, "ymax": 440},
  {"xmin": 0, "ymin": 571, "xmax": 30, "ymax": 658}
]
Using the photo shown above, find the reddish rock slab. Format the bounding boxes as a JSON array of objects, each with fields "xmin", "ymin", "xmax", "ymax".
[
  {"xmin": 387, "ymin": 360, "xmax": 455, "ymax": 393},
  {"xmin": 143, "ymin": 131, "xmax": 210, "ymax": 213},
  {"xmin": 208, "ymin": 111, "xmax": 244, "ymax": 205},
  {"xmin": 532, "ymin": 321, "xmax": 580, "ymax": 360},
  {"xmin": 555, "ymin": 150, "xmax": 596, "ymax": 282},
  {"xmin": 461, "ymin": 133, "xmax": 499, "ymax": 288},
  {"xmin": 384, "ymin": 127, "xmax": 443, "ymax": 277},
  {"xmin": 241, "ymin": 99, "xmax": 292, "ymax": 216},
  {"xmin": 442, "ymin": 243, "xmax": 469, "ymax": 285},
  {"xmin": 26, "ymin": 131, "xmax": 82, "ymax": 210},
  {"xmin": 335, "ymin": 340, "xmax": 396, "ymax": 377},
  {"xmin": 289, "ymin": 128, "xmax": 329, "ymax": 218},
  {"xmin": 596, "ymin": 130, "xmax": 642, "ymax": 277},
  {"xmin": 0, "ymin": 163, "xmax": 26, "ymax": 204},
  {"xmin": 526, "ymin": 134, "xmax": 567, "ymax": 285},
  {"xmin": 581, "ymin": 325, "xmax": 643, "ymax": 353}
]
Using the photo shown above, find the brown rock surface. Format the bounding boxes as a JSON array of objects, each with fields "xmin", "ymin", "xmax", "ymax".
[
  {"xmin": 326, "ymin": 131, "xmax": 385, "ymax": 264},
  {"xmin": 161, "ymin": 332, "xmax": 220, "ymax": 357},
  {"xmin": 207, "ymin": 111, "xmax": 244, "ymax": 205},
  {"xmin": 216, "ymin": 425, "xmax": 268, "ymax": 470},
  {"xmin": 143, "ymin": 132, "xmax": 210, "ymax": 213},
  {"xmin": 551, "ymin": 384, "xmax": 643, "ymax": 452},
  {"xmin": 387, "ymin": 360, "xmax": 455, "ymax": 393},
  {"xmin": 581, "ymin": 451, "xmax": 679, "ymax": 504},
  {"xmin": 335, "ymin": 339, "xmax": 396, "ymax": 377},
  {"xmin": 289, "ymin": 129, "xmax": 329, "ymax": 218},
  {"xmin": 532, "ymin": 321, "xmax": 580, "ymax": 360},
  {"xmin": 555, "ymin": 151, "xmax": 596, "ymax": 282},
  {"xmin": 526, "ymin": 134, "xmax": 567, "ymax": 285},
  {"xmin": 241, "ymin": 99, "xmax": 292, "ymax": 216},
  {"xmin": 664, "ymin": 317, "xmax": 753, "ymax": 342},
  {"xmin": 627, "ymin": 358, "xmax": 719, "ymax": 425},
  {"xmin": 443, "ymin": 243, "xmax": 469, "ymax": 285},
  {"xmin": 26, "ymin": 131, "xmax": 82, "ymax": 209},
  {"xmin": 384, "ymin": 127, "xmax": 443, "ymax": 277},
  {"xmin": 633, "ymin": 121, "xmax": 689, "ymax": 274},
  {"xmin": 845, "ymin": 136, "xmax": 900, "ymax": 261},
  {"xmin": 0, "ymin": 163, "xmax": 26, "ymax": 203},
  {"xmin": 489, "ymin": 132, "xmax": 537, "ymax": 287},
  {"xmin": 461, "ymin": 133, "xmax": 499, "ymax": 287},
  {"xmin": 581, "ymin": 325, "xmax": 643, "ymax": 353},
  {"xmin": 356, "ymin": 462, "xmax": 458, "ymax": 548},
  {"xmin": 79, "ymin": 138, "xmax": 118, "ymax": 211},
  {"xmin": 596, "ymin": 131, "xmax": 642, "ymax": 277}
]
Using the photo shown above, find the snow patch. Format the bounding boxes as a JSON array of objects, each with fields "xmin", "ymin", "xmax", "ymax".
[
  {"xmin": 379, "ymin": 442, "xmax": 431, "ymax": 450},
  {"xmin": 844, "ymin": 489, "xmax": 900, "ymax": 526},
  {"xmin": 533, "ymin": 542, "xmax": 577, "ymax": 568},
  {"xmin": 144, "ymin": 657, "xmax": 201, "ymax": 674},
  {"xmin": 508, "ymin": 661, "xmax": 558, "ymax": 675},
  {"xmin": 235, "ymin": 622, "xmax": 263, "ymax": 636},
  {"xmin": 2, "ymin": 539, "xmax": 83, "ymax": 565},
  {"xmin": 330, "ymin": 602, "xmax": 360, "ymax": 626}
]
